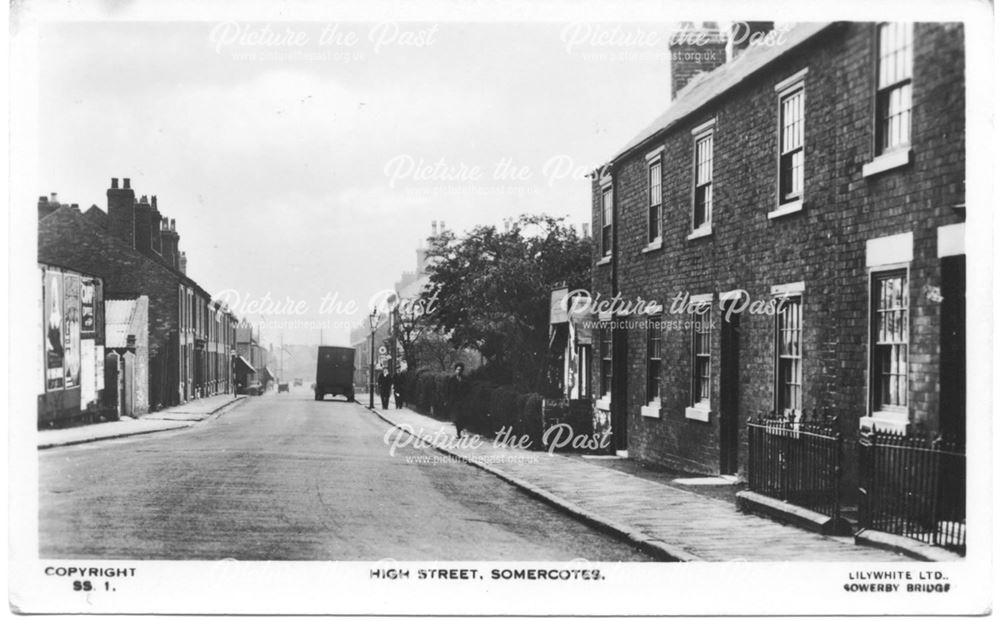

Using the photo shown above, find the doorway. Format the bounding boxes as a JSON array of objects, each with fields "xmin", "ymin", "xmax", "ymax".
[{"xmin": 719, "ymin": 302, "xmax": 742, "ymax": 475}]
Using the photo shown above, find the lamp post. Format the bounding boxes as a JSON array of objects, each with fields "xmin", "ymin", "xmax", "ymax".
[{"xmin": 368, "ymin": 307, "xmax": 379, "ymax": 409}]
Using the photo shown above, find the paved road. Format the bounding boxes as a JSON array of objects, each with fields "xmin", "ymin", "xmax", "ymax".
[{"xmin": 39, "ymin": 388, "xmax": 651, "ymax": 561}]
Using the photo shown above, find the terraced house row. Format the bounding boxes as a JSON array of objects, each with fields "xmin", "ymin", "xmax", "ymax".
[
  {"xmin": 587, "ymin": 20, "xmax": 966, "ymax": 529},
  {"xmin": 38, "ymin": 178, "xmax": 252, "ymax": 426}
]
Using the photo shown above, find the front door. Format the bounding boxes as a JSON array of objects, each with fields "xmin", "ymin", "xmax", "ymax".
[{"xmin": 719, "ymin": 303, "xmax": 742, "ymax": 474}]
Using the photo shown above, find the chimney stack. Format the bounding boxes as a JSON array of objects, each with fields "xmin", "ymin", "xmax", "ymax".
[
  {"xmin": 107, "ymin": 176, "xmax": 137, "ymax": 247},
  {"xmin": 162, "ymin": 218, "xmax": 180, "ymax": 269},
  {"xmin": 668, "ymin": 21, "xmax": 729, "ymax": 100},
  {"xmin": 37, "ymin": 195, "xmax": 59, "ymax": 220},
  {"xmin": 728, "ymin": 22, "xmax": 775, "ymax": 60}
]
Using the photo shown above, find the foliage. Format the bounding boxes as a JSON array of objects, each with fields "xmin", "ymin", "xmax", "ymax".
[{"xmin": 420, "ymin": 214, "xmax": 590, "ymax": 392}]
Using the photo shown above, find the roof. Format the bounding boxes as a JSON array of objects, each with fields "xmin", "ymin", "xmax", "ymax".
[
  {"xmin": 38, "ymin": 205, "xmax": 214, "ymax": 299},
  {"xmin": 609, "ymin": 22, "xmax": 835, "ymax": 165},
  {"xmin": 105, "ymin": 298, "xmax": 138, "ymax": 348}
]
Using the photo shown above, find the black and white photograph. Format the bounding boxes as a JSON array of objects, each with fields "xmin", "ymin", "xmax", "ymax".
[{"xmin": 6, "ymin": 0, "xmax": 994, "ymax": 615}]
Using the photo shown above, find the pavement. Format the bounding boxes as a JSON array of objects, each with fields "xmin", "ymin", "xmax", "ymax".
[
  {"xmin": 37, "ymin": 393, "xmax": 247, "ymax": 449},
  {"xmin": 364, "ymin": 398, "xmax": 910, "ymax": 562},
  {"xmin": 39, "ymin": 388, "xmax": 651, "ymax": 561}
]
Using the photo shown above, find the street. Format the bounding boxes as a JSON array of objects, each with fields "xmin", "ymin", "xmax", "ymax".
[{"xmin": 39, "ymin": 388, "xmax": 651, "ymax": 561}]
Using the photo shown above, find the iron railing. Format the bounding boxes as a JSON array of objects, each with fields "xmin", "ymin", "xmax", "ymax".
[
  {"xmin": 858, "ymin": 428, "xmax": 966, "ymax": 555},
  {"xmin": 747, "ymin": 410, "xmax": 843, "ymax": 521}
]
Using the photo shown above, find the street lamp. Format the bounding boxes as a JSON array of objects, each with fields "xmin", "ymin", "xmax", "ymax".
[{"xmin": 368, "ymin": 307, "xmax": 380, "ymax": 409}]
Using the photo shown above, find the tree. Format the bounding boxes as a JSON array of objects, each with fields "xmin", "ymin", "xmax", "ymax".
[{"xmin": 420, "ymin": 214, "xmax": 590, "ymax": 392}]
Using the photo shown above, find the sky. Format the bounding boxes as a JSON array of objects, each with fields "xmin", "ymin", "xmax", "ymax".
[{"xmin": 34, "ymin": 14, "xmax": 688, "ymax": 345}]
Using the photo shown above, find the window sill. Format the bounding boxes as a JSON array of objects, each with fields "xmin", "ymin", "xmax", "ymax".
[
  {"xmin": 596, "ymin": 255, "xmax": 612, "ymax": 267},
  {"xmin": 640, "ymin": 402, "xmax": 661, "ymax": 418},
  {"xmin": 862, "ymin": 148, "xmax": 912, "ymax": 178},
  {"xmin": 596, "ymin": 395, "xmax": 612, "ymax": 411},
  {"xmin": 641, "ymin": 238, "xmax": 663, "ymax": 254},
  {"xmin": 686, "ymin": 226, "xmax": 712, "ymax": 241},
  {"xmin": 859, "ymin": 414, "xmax": 909, "ymax": 434},
  {"xmin": 768, "ymin": 199, "xmax": 803, "ymax": 220},
  {"xmin": 684, "ymin": 405, "xmax": 711, "ymax": 422}
]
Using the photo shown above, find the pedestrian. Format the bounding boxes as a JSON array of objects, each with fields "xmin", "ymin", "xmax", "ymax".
[
  {"xmin": 377, "ymin": 367, "xmax": 392, "ymax": 410},
  {"xmin": 446, "ymin": 363, "xmax": 467, "ymax": 438},
  {"xmin": 393, "ymin": 369, "xmax": 406, "ymax": 409}
]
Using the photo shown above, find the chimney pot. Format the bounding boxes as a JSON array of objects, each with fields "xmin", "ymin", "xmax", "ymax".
[
  {"xmin": 39, "ymin": 195, "xmax": 47, "ymax": 203},
  {"xmin": 50, "ymin": 192, "xmax": 58, "ymax": 202},
  {"xmin": 123, "ymin": 178, "xmax": 131, "ymax": 189},
  {"xmin": 171, "ymin": 218, "xmax": 176, "ymax": 231},
  {"xmin": 151, "ymin": 195, "xmax": 158, "ymax": 209},
  {"xmin": 111, "ymin": 178, "xmax": 119, "ymax": 189}
]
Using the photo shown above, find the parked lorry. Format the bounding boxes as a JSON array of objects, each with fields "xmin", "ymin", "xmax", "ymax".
[{"xmin": 315, "ymin": 346, "xmax": 356, "ymax": 401}]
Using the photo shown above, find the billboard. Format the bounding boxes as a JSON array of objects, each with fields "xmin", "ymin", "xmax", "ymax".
[
  {"xmin": 81, "ymin": 279, "xmax": 96, "ymax": 335},
  {"xmin": 63, "ymin": 274, "xmax": 81, "ymax": 389},
  {"xmin": 44, "ymin": 270, "xmax": 64, "ymax": 391}
]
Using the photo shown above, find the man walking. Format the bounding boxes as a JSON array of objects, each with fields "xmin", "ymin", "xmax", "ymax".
[
  {"xmin": 446, "ymin": 363, "xmax": 467, "ymax": 438},
  {"xmin": 377, "ymin": 367, "xmax": 393, "ymax": 410},
  {"xmin": 393, "ymin": 369, "xmax": 406, "ymax": 409}
]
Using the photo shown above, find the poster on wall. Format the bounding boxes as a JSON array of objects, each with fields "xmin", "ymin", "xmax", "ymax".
[
  {"xmin": 80, "ymin": 339, "xmax": 95, "ymax": 410},
  {"xmin": 81, "ymin": 279, "xmax": 96, "ymax": 335},
  {"xmin": 95, "ymin": 345, "xmax": 104, "ymax": 391},
  {"xmin": 44, "ymin": 269, "xmax": 64, "ymax": 391},
  {"xmin": 63, "ymin": 274, "xmax": 81, "ymax": 389}
]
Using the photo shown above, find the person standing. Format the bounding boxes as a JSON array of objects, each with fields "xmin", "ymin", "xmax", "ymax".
[
  {"xmin": 377, "ymin": 368, "xmax": 392, "ymax": 410},
  {"xmin": 446, "ymin": 363, "xmax": 467, "ymax": 438}
]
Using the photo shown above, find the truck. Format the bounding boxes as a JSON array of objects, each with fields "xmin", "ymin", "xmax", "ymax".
[{"xmin": 315, "ymin": 346, "xmax": 356, "ymax": 402}]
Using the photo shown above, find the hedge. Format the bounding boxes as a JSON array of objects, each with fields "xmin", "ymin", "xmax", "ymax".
[{"xmin": 402, "ymin": 368, "xmax": 547, "ymax": 450}]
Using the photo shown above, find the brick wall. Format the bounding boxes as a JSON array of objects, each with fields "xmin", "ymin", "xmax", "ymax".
[{"xmin": 590, "ymin": 23, "xmax": 965, "ymax": 479}]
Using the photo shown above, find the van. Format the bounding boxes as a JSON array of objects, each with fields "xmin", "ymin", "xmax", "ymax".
[{"xmin": 315, "ymin": 346, "xmax": 355, "ymax": 401}]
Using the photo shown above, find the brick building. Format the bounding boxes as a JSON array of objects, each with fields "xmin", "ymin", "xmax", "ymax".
[
  {"xmin": 589, "ymin": 22, "xmax": 965, "ymax": 482},
  {"xmin": 38, "ymin": 177, "xmax": 240, "ymax": 416}
]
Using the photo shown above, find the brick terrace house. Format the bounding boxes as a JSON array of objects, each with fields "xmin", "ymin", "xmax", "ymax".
[
  {"xmin": 38, "ymin": 177, "xmax": 240, "ymax": 415},
  {"xmin": 590, "ymin": 22, "xmax": 965, "ymax": 485}
]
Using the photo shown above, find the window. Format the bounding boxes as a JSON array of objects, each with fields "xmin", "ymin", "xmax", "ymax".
[
  {"xmin": 691, "ymin": 304, "xmax": 711, "ymax": 407},
  {"xmin": 601, "ymin": 185, "xmax": 613, "ymax": 257},
  {"xmin": 871, "ymin": 271, "xmax": 908, "ymax": 412},
  {"xmin": 875, "ymin": 23, "xmax": 913, "ymax": 154},
  {"xmin": 648, "ymin": 159, "xmax": 662, "ymax": 243},
  {"xmin": 779, "ymin": 86, "xmax": 804, "ymax": 204},
  {"xmin": 776, "ymin": 296, "xmax": 803, "ymax": 415},
  {"xmin": 693, "ymin": 131, "xmax": 713, "ymax": 231},
  {"xmin": 646, "ymin": 318, "xmax": 662, "ymax": 403},
  {"xmin": 599, "ymin": 326, "xmax": 613, "ymax": 396}
]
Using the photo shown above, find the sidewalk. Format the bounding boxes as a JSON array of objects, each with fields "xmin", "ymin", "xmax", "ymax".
[
  {"xmin": 38, "ymin": 394, "xmax": 247, "ymax": 450},
  {"xmin": 368, "ymin": 402, "xmax": 907, "ymax": 562}
]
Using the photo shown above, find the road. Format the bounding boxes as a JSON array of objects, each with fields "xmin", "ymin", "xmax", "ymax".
[{"xmin": 39, "ymin": 387, "xmax": 651, "ymax": 561}]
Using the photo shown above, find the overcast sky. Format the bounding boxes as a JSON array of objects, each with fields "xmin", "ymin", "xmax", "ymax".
[{"xmin": 32, "ymin": 15, "xmax": 698, "ymax": 345}]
